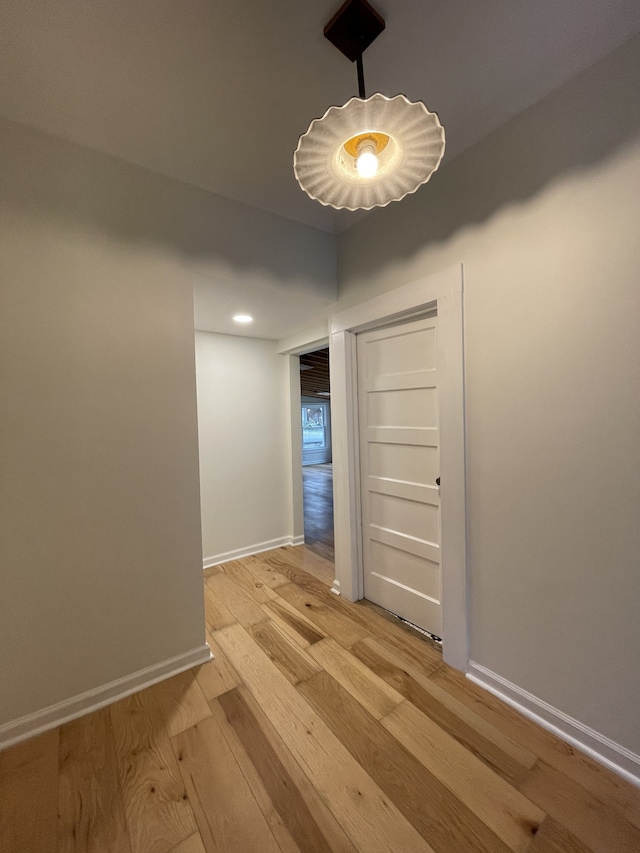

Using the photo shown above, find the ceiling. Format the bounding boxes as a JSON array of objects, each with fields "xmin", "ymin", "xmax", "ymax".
[
  {"xmin": 2, "ymin": 1, "xmax": 639, "ymax": 336},
  {"xmin": 300, "ymin": 349, "xmax": 331, "ymax": 398},
  {"xmin": 2, "ymin": 0, "xmax": 639, "ymax": 235},
  {"xmin": 192, "ymin": 271, "xmax": 335, "ymax": 341}
]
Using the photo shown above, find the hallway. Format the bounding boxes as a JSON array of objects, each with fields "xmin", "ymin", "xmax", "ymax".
[{"xmin": 2, "ymin": 545, "xmax": 639, "ymax": 852}]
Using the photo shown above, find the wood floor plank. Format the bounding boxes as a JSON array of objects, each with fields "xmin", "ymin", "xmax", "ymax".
[
  {"xmin": 248, "ymin": 620, "xmax": 321, "ymax": 685},
  {"xmin": 221, "ymin": 559, "xmax": 278, "ymax": 604},
  {"xmin": 171, "ymin": 713, "xmax": 285, "ymax": 853},
  {"xmin": 263, "ymin": 555, "xmax": 443, "ymax": 671},
  {"xmin": 206, "ymin": 571, "xmax": 267, "ymax": 628},
  {"xmin": 242, "ymin": 554, "xmax": 292, "ymax": 589},
  {"xmin": 203, "ymin": 565, "xmax": 223, "ymax": 578},
  {"xmin": 326, "ymin": 598, "xmax": 444, "ymax": 670},
  {"xmin": 215, "ymin": 687, "xmax": 345, "ymax": 853},
  {"xmin": 215, "ymin": 623, "xmax": 438, "ymax": 853},
  {"xmin": 110, "ymin": 691, "xmax": 197, "ymax": 853},
  {"xmin": 208, "ymin": 696, "xmax": 306, "ymax": 853},
  {"xmin": 307, "ymin": 638, "xmax": 404, "ymax": 720},
  {"xmin": 430, "ymin": 664, "xmax": 640, "ymax": 830},
  {"xmin": 304, "ymin": 540, "xmax": 335, "ymax": 563},
  {"xmin": 276, "ymin": 583, "xmax": 368, "ymax": 648},
  {"xmin": 528, "ymin": 817, "xmax": 595, "ymax": 853},
  {"xmin": 277, "ymin": 545, "xmax": 336, "ymax": 587},
  {"xmin": 194, "ymin": 635, "xmax": 242, "ymax": 700},
  {"xmin": 203, "ymin": 583, "xmax": 236, "ymax": 632},
  {"xmin": 302, "ymin": 464, "xmax": 335, "ymax": 563},
  {"xmin": 207, "ymin": 705, "xmax": 304, "ymax": 853},
  {"xmin": 0, "ymin": 728, "xmax": 59, "ymax": 853},
  {"xmin": 57, "ymin": 708, "xmax": 132, "ymax": 853},
  {"xmin": 259, "ymin": 551, "xmax": 419, "ymax": 657},
  {"xmin": 298, "ymin": 670, "xmax": 513, "ymax": 853},
  {"xmin": 262, "ymin": 597, "xmax": 326, "ymax": 647},
  {"xmin": 261, "ymin": 603, "xmax": 311, "ymax": 648},
  {"xmin": 351, "ymin": 637, "xmax": 536, "ymax": 783},
  {"xmin": 253, "ymin": 549, "xmax": 336, "ymax": 596},
  {"xmin": 146, "ymin": 671, "xmax": 212, "ymax": 739},
  {"xmin": 223, "ymin": 684, "xmax": 360, "ymax": 853},
  {"xmin": 311, "ymin": 595, "xmax": 444, "ymax": 678},
  {"xmin": 169, "ymin": 833, "xmax": 207, "ymax": 853},
  {"xmin": 517, "ymin": 760, "xmax": 640, "ymax": 853},
  {"xmin": 256, "ymin": 550, "xmax": 353, "ymax": 614},
  {"xmin": 381, "ymin": 700, "xmax": 545, "ymax": 853},
  {"xmin": 371, "ymin": 630, "xmax": 442, "ymax": 678}
]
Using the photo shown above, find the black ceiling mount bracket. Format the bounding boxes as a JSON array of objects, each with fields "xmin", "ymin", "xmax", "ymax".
[{"xmin": 324, "ymin": 0, "xmax": 385, "ymax": 63}]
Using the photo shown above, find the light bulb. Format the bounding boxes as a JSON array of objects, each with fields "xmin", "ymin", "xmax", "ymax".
[{"xmin": 356, "ymin": 148, "xmax": 378, "ymax": 179}]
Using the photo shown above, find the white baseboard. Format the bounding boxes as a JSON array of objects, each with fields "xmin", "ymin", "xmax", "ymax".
[
  {"xmin": 467, "ymin": 661, "xmax": 640, "ymax": 789},
  {"xmin": 203, "ymin": 535, "xmax": 303, "ymax": 569},
  {"xmin": 0, "ymin": 644, "xmax": 212, "ymax": 753}
]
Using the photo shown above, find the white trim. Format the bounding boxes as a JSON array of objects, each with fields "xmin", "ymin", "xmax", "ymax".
[
  {"xmin": 203, "ymin": 535, "xmax": 301, "ymax": 569},
  {"xmin": 467, "ymin": 662, "xmax": 640, "ymax": 789},
  {"xmin": 286, "ymin": 354, "xmax": 305, "ymax": 543},
  {"xmin": 329, "ymin": 265, "xmax": 468, "ymax": 672},
  {"xmin": 277, "ymin": 322, "xmax": 329, "ymax": 356},
  {"xmin": 0, "ymin": 644, "xmax": 212, "ymax": 753},
  {"xmin": 329, "ymin": 329, "xmax": 363, "ymax": 602},
  {"xmin": 330, "ymin": 268, "xmax": 461, "ymax": 335},
  {"xmin": 280, "ymin": 342, "xmax": 331, "ymax": 549}
]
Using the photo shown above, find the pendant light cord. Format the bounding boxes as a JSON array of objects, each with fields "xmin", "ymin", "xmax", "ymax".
[{"xmin": 356, "ymin": 51, "xmax": 366, "ymax": 99}]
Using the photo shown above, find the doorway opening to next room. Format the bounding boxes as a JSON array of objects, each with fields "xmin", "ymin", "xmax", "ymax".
[{"xmin": 300, "ymin": 348, "xmax": 334, "ymax": 562}]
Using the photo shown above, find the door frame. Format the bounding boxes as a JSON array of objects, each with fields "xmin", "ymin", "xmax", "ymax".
[
  {"xmin": 278, "ymin": 330, "xmax": 331, "ymax": 550},
  {"xmin": 329, "ymin": 265, "xmax": 467, "ymax": 671}
]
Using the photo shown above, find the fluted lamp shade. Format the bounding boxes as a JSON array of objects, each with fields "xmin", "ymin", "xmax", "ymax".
[
  {"xmin": 294, "ymin": 93, "xmax": 445, "ymax": 211},
  {"xmin": 294, "ymin": 0, "xmax": 445, "ymax": 211}
]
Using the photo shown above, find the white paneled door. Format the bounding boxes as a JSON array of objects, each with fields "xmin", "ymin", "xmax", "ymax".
[{"xmin": 357, "ymin": 315, "xmax": 442, "ymax": 637}]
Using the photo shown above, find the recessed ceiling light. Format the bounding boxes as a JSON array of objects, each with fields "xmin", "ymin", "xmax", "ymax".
[{"xmin": 233, "ymin": 314, "xmax": 253, "ymax": 324}]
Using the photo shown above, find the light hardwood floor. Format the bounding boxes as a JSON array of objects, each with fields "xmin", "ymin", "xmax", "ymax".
[{"xmin": 1, "ymin": 545, "xmax": 639, "ymax": 853}]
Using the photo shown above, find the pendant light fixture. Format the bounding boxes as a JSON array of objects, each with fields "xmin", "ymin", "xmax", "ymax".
[{"xmin": 294, "ymin": 0, "xmax": 445, "ymax": 211}]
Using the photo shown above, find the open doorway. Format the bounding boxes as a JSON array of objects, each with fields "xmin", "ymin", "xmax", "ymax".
[{"xmin": 300, "ymin": 348, "xmax": 334, "ymax": 562}]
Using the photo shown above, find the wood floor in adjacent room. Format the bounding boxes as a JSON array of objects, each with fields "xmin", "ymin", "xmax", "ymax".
[
  {"xmin": 302, "ymin": 463, "xmax": 334, "ymax": 563},
  {"xmin": 2, "ymin": 546, "xmax": 639, "ymax": 853}
]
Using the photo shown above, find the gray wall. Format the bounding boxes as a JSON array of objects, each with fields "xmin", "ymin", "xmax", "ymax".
[
  {"xmin": 336, "ymin": 35, "xmax": 640, "ymax": 754},
  {"xmin": 0, "ymin": 119, "xmax": 205, "ymax": 728},
  {"xmin": 0, "ymin": 116, "xmax": 334, "ymax": 732},
  {"xmin": 196, "ymin": 332, "xmax": 293, "ymax": 561}
]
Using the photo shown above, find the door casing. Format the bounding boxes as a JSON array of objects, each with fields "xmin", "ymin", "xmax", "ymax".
[{"xmin": 329, "ymin": 265, "xmax": 467, "ymax": 671}]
